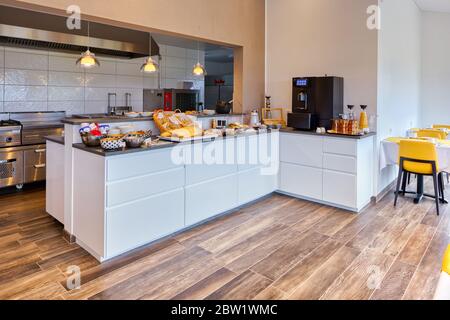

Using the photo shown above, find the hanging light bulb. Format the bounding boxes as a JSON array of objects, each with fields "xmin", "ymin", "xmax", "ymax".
[
  {"xmin": 76, "ymin": 22, "xmax": 100, "ymax": 68},
  {"xmin": 192, "ymin": 41, "xmax": 206, "ymax": 76},
  {"xmin": 141, "ymin": 34, "xmax": 159, "ymax": 73}
]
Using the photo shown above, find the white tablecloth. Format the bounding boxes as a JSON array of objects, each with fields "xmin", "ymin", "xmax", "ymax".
[{"xmin": 380, "ymin": 140, "xmax": 450, "ymax": 172}]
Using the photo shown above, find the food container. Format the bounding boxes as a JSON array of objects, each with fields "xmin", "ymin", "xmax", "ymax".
[
  {"xmin": 100, "ymin": 138, "xmax": 125, "ymax": 150},
  {"xmin": 80, "ymin": 133, "xmax": 104, "ymax": 147},
  {"xmin": 123, "ymin": 135, "xmax": 145, "ymax": 148}
]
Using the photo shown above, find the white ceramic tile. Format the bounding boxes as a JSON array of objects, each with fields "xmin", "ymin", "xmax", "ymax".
[
  {"xmin": 0, "ymin": 85, "xmax": 3, "ymax": 101},
  {"xmin": 164, "ymin": 79, "xmax": 180, "ymax": 89},
  {"xmin": 143, "ymin": 76, "xmax": 159, "ymax": 89},
  {"xmin": 85, "ymin": 101, "xmax": 107, "ymax": 114},
  {"xmin": 4, "ymin": 85, "xmax": 47, "ymax": 101},
  {"xmin": 48, "ymin": 86, "xmax": 84, "ymax": 101},
  {"xmin": 115, "ymin": 75, "xmax": 143, "ymax": 89},
  {"xmin": 85, "ymin": 59, "xmax": 116, "ymax": 75},
  {"xmin": 5, "ymin": 51, "xmax": 48, "ymax": 70},
  {"xmin": 0, "ymin": 69, "xmax": 3, "ymax": 84},
  {"xmin": 116, "ymin": 61, "xmax": 143, "ymax": 76},
  {"xmin": 0, "ymin": 101, "xmax": 3, "ymax": 112},
  {"xmin": 186, "ymin": 49, "xmax": 198, "ymax": 60},
  {"xmin": 165, "ymin": 56, "xmax": 186, "ymax": 69},
  {"xmin": 48, "ymin": 101, "xmax": 84, "ymax": 115},
  {"xmin": 5, "ymin": 69, "xmax": 48, "ymax": 86},
  {"xmin": 185, "ymin": 72, "xmax": 205, "ymax": 81},
  {"xmin": 115, "ymin": 88, "xmax": 143, "ymax": 105},
  {"xmin": 158, "ymin": 44, "xmax": 167, "ymax": 56},
  {"xmin": 166, "ymin": 46, "xmax": 186, "ymax": 58},
  {"xmin": 4, "ymin": 101, "xmax": 48, "ymax": 112},
  {"xmin": 85, "ymin": 73, "xmax": 116, "ymax": 88},
  {"xmin": 166, "ymin": 67, "xmax": 186, "ymax": 80},
  {"xmin": 130, "ymin": 100, "xmax": 143, "ymax": 111},
  {"xmin": 49, "ymin": 71, "xmax": 84, "ymax": 86},
  {"xmin": 85, "ymin": 87, "xmax": 116, "ymax": 101},
  {"xmin": 49, "ymin": 55, "xmax": 83, "ymax": 73}
]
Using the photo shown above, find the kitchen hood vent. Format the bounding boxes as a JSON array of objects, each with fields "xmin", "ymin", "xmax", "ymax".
[{"xmin": 0, "ymin": 5, "xmax": 159, "ymax": 59}]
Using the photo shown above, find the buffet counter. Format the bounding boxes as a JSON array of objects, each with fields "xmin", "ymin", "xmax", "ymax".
[{"xmin": 71, "ymin": 131, "xmax": 279, "ymax": 261}]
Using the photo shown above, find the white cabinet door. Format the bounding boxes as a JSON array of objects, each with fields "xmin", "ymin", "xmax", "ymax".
[
  {"xmin": 45, "ymin": 141, "xmax": 65, "ymax": 224},
  {"xmin": 279, "ymin": 162, "xmax": 322, "ymax": 200},
  {"xmin": 280, "ymin": 133, "xmax": 323, "ymax": 168},
  {"xmin": 185, "ymin": 174, "xmax": 238, "ymax": 226},
  {"xmin": 323, "ymin": 170, "xmax": 357, "ymax": 209},
  {"xmin": 106, "ymin": 188, "xmax": 184, "ymax": 258},
  {"xmin": 323, "ymin": 153, "xmax": 357, "ymax": 174},
  {"xmin": 238, "ymin": 167, "xmax": 277, "ymax": 205}
]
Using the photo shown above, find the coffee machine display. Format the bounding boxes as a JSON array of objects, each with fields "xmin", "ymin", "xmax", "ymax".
[{"xmin": 288, "ymin": 76, "xmax": 344, "ymax": 130}]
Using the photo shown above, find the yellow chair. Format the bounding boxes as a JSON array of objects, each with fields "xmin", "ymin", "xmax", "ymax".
[
  {"xmin": 417, "ymin": 129, "xmax": 447, "ymax": 140},
  {"xmin": 433, "ymin": 124, "xmax": 450, "ymax": 130},
  {"xmin": 394, "ymin": 139, "xmax": 445, "ymax": 215},
  {"xmin": 434, "ymin": 245, "xmax": 450, "ymax": 300}
]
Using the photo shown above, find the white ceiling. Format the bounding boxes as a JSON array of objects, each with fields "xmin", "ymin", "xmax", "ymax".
[{"xmin": 415, "ymin": 0, "xmax": 450, "ymax": 13}]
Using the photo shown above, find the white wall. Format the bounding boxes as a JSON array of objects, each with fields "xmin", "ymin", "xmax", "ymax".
[
  {"xmin": 266, "ymin": 0, "xmax": 378, "ymax": 117},
  {"xmin": 0, "ymin": 45, "xmax": 204, "ymax": 115},
  {"xmin": 421, "ymin": 11, "xmax": 450, "ymax": 127},
  {"xmin": 377, "ymin": 0, "xmax": 422, "ymax": 193}
]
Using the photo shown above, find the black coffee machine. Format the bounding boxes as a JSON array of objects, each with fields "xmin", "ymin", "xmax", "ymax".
[{"xmin": 288, "ymin": 76, "xmax": 343, "ymax": 130}]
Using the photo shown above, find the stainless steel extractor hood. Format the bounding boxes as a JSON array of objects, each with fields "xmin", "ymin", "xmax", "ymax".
[{"xmin": 0, "ymin": 5, "xmax": 159, "ymax": 59}]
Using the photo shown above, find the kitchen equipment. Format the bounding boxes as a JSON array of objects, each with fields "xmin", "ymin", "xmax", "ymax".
[
  {"xmin": 0, "ymin": 111, "xmax": 65, "ymax": 189},
  {"xmin": 0, "ymin": 5, "xmax": 158, "ymax": 59},
  {"xmin": 123, "ymin": 135, "xmax": 145, "ymax": 148},
  {"xmin": 143, "ymin": 89, "xmax": 200, "ymax": 112},
  {"xmin": 359, "ymin": 105, "xmax": 369, "ymax": 133},
  {"xmin": 262, "ymin": 108, "xmax": 286, "ymax": 127},
  {"xmin": 288, "ymin": 76, "xmax": 344, "ymax": 130},
  {"xmin": 250, "ymin": 110, "xmax": 260, "ymax": 127},
  {"xmin": 215, "ymin": 100, "xmax": 233, "ymax": 114}
]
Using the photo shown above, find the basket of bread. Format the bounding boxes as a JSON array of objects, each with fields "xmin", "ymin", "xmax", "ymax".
[{"xmin": 154, "ymin": 109, "xmax": 203, "ymax": 141}]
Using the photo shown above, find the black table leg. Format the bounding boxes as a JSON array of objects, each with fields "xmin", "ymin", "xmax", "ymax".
[{"xmin": 414, "ymin": 174, "xmax": 424, "ymax": 204}]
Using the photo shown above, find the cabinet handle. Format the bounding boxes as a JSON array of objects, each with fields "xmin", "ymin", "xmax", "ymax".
[
  {"xmin": 34, "ymin": 164, "xmax": 46, "ymax": 169},
  {"xmin": 34, "ymin": 149, "xmax": 46, "ymax": 153}
]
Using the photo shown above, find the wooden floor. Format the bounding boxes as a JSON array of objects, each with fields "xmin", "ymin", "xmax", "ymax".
[{"xmin": 0, "ymin": 178, "xmax": 448, "ymax": 300}]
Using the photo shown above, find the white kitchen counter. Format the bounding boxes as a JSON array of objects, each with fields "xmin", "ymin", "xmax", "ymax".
[{"xmin": 71, "ymin": 132, "xmax": 279, "ymax": 261}]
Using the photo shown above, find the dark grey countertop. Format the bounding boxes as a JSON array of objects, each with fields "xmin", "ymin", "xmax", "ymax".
[
  {"xmin": 62, "ymin": 113, "xmax": 245, "ymax": 125},
  {"xmin": 62, "ymin": 116, "xmax": 154, "ymax": 125},
  {"xmin": 45, "ymin": 135, "xmax": 65, "ymax": 145},
  {"xmin": 280, "ymin": 128, "xmax": 376, "ymax": 139},
  {"xmin": 73, "ymin": 130, "xmax": 276, "ymax": 157}
]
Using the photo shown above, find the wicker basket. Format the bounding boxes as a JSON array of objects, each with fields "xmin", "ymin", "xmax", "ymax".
[{"xmin": 153, "ymin": 109, "xmax": 199, "ymax": 135}]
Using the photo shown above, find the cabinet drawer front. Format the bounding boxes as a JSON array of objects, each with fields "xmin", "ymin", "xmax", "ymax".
[
  {"xmin": 323, "ymin": 138, "xmax": 357, "ymax": 156},
  {"xmin": 238, "ymin": 167, "xmax": 277, "ymax": 205},
  {"xmin": 280, "ymin": 162, "xmax": 322, "ymax": 200},
  {"xmin": 106, "ymin": 189, "xmax": 184, "ymax": 258},
  {"xmin": 323, "ymin": 170, "xmax": 357, "ymax": 209},
  {"xmin": 280, "ymin": 133, "xmax": 323, "ymax": 168},
  {"xmin": 24, "ymin": 147, "xmax": 46, "ymax": 166},
  {"xmin": 185, "ymin": 174, "xmax": 238, "ymax": 226},
  {"xmin": 24, "ymin": 164, "xmax": 46, "ymax": 183},
  {"xmin": 323, "ymin": 154, "xmax": 357, "ymax": 174},
  {"xmin": 107, "ymin": 149, "xmax": 178, "ymax": 181},
  {"xmin": 106, "ymin": 167, "xmax": 185, "ymax": 207}
]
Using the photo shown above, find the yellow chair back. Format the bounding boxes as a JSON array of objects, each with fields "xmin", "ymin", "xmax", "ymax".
[
  {"xmin": 417, "ymin": 129, "xmax": 447, "ymax": 140},
  {"xmin": 433, "ymin": 124, "xmax": 450, "ymax": 130},
  {"xmin": 399, "ymin": 139, "xmax": 439, "ymax": 174},
  {"xmin": 443, "ymin": 245, "xmax": 450, "ymax": 276}
]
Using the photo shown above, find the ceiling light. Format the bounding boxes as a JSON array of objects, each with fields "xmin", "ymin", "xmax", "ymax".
[
  {"xmin": 76, "ymin": 22, "xmax": 100, "ymax": 68},
  {"xmin": 192, "ymin": 41, "xmax": 207, "ymax": 76},
  {"xmin": 141, "ymin": 34, "xmax": 159, "ymax": 73}
]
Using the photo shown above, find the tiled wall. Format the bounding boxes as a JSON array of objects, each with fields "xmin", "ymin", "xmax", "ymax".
[{"xmin": 0, "ymin": 45, "xmax": 204, "ymax": 115}]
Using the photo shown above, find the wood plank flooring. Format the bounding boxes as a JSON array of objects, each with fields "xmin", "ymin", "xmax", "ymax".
[{"xmin": 0, "ymin": 178, "xmax": 448, "ymax": 300}]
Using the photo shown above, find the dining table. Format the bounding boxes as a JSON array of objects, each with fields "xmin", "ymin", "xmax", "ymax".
[{"xmin": 380, "ymin": 137, "xmax": 450, "ymax": 204}]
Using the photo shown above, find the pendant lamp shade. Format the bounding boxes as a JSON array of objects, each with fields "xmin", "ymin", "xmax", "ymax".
[
  {"xmin": 192, "ymin": 41, "xmax": 206, "ymax": 76},
  {"xmin": 141, "ymin": 34, "xmax": 159, "ymax": 73},
  {"xmin": 76, "ymin": 22, "xmax": 100, "ymax": 68}
]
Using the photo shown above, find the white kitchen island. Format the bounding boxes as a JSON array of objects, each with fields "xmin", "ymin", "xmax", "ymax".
[{"xmin": 71, "ymin": 132, "xmax": 279, "ymax": 261}]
